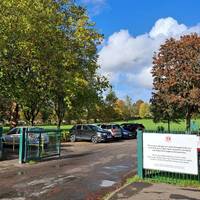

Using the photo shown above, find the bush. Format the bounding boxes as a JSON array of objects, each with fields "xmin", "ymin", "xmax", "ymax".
[
  {"xmin": 157, "ymin": 126, "xmax": 165, "ymax": 132},
  {"xmin": 61, "ymin": 130, "xmax": 71, "ymax": 142}
]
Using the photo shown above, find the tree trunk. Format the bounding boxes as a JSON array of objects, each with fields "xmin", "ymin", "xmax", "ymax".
[
  {"xmin": 167, "ymin": 119, "xmax": 170, "ymax": 133},
  {"xmin": 185, "ymin": 105, "xmax": 192, "ymax": 133},
  {"xmin": 10, "ymin": 103, "xmax": 19, "ymax": 128},
  {"xmin": 31, "ymin": 117, "xmax": 35, "ymax": 126},
  {"xmin": 186, "ymin": 114, "xmax": 191, "ymax": 133},
  {"xmin": 57, "ymin": 118, "xmax": 62, "ymax": 128}
]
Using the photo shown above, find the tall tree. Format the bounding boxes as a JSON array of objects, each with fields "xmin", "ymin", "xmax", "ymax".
[
  {"xmin": 103, "ymin": 89, "xmax": 118, "ymax": 122},
  {"xmin": 0, "ymin": 0, "xmax": 109, "ymax": 127},
  {"xmin": 139, "ymin": 102, "xmax": 150, "ymax": 119},
  {"xmin": 152, "ymin": 34, "xmax": 200, "ymax": 131},
  {"xmin": 123, "ymin": 96, "xmax": 134, "ymax": 121},
  {"xmin": 150, "ymin": 93, "xmax": 182, "ymax": 132},
  {"xmin": 133, "ymin": 99, "xmax": 144, "ymax": 118}
]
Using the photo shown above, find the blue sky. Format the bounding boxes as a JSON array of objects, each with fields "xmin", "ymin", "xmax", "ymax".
[{"xmin": 78, "ymin": 0, "xmax": 200, "ymax": 102}]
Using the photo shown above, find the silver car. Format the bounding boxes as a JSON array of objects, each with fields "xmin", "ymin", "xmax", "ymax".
[
  {"xmin": 2, "ymin": 127, "xmax": 49, "ymax": 145},
  {"xmin": 99, "ymin": 124, "xmax": 122, "ymax": 139}
]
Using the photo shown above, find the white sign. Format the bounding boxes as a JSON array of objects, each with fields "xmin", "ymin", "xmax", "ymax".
[{"xmin": 143, "ymin": 133, "xmax": 198, "ymax": 175}]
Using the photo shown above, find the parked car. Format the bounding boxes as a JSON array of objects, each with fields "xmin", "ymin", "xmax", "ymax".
[
  {"xmin": 69, "ymin": 124, "xmax": 112, "ymax": 144},
  {"xmin": 98, "ymin": 124, "xmax": 122, "ymax": 139},
  {"xmin": 120, "ymin": 127, "xmax": 135, "ymax": 139},
  {"xmin": 2, "ymin": 127, "xmax": 49, "ymax": 145},
  {"xmin": 120, "ymin": 123, "xmax": 145, "ymax": 139}
]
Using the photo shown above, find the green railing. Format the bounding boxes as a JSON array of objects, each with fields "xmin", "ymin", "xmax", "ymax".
[
  {"xmin": 0, "ymin": 127, "xmax": 68, "ymax": 163},
  {"xmin": 19, "ymin": 128, "xmax": 61, "ymax": 163},
  {"xmin": 137, "ymin": 130, "xmax": 200, "ymax": 182}
]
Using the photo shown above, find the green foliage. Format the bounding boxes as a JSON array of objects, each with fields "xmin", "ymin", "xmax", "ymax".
[
  {"xmin": 139, "ymin": 103, "xmax": 150, "ymax": 118},
  {"xmin": 61, "ymin": 130, "xmax": 71, "ymax": 142},
  {"xmin": 133, "ymin": 100, "xmax": 144, "ymax": 118},
  {"xmin": 157, "ymin": 126, "xmax": 165, "ymax": 132},
  {"xmin": 126, "ymin": 175, "xmax": 200, "ymax": 188},
  {"xmin": 0, "ymin": 0, "xmax": 109, "ymax": 127}
]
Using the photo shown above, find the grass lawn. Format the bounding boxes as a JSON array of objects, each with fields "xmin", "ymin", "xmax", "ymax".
[
  {"xmin": 2, "ymin": 118, "xmax": 200, "ymax": 133},
  {"xmin": 114, "ymin": 118, "xmax": 200, "ymax": 132}
]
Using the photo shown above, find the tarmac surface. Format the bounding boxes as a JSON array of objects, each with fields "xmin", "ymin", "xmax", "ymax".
[
  {"xmin": 0, "ymin": 139, "xmax": 137, "ymax": 200},
  {"xmin": 108, "ymin": 181, "xmax": 200, "ymax": 200}
]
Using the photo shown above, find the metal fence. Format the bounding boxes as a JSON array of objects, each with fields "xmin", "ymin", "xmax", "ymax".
[
  {"xmin": 0, "ymin": 127, "xmax": 19, "ymax": 160},
  {"xmin": 0, "ymin": 127, "xmax": 61, "ymax": 163},
  {"xmin": 137, "ymin": 130, "xmax": 200, "ymax": 182},
  {"xmin": 20, "ymin": 128, "xmax": 61, "ymax": 163}
]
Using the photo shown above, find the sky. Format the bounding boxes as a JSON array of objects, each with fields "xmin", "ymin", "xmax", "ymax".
[{"xmin": 78, "ymin": 0, "xmax": 200, "ymax": 102}]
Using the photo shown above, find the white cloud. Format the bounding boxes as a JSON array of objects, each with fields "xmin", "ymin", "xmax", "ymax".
[
  {"xmin": 98, "ymin": 17, "xmax": 200, "ymax": 101},
  {"xmin": 149, "ymin": 17, "xmax": 187, "ymax": 38},
  {"xmin": 80, "ymin": 0, "xmax": 107, "ymax": 15}
]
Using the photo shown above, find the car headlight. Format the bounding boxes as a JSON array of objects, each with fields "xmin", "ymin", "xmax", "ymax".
[{"xmin": 97, "ymin": 132, "xmax": 102, "ymax": 136}]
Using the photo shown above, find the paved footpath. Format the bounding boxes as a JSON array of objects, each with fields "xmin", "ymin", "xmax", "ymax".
[{"xmin": 108, "ymin": 181, "xmax": 200, "ymax": 200}]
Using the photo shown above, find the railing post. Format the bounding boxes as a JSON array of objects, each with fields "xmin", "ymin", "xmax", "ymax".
[
  {"xmin": 19, "ymin": 128, "xmax": 26, "ymax": 164},
  {"xmin": 0, "ymin": 127, "xmax": 3, "ymax": 160},
  {"xmin": 137, "ymin": 129, "xmax": 144, "ymax": 178},
  {"xmin": 58, "ymin": 129, "xmax": 61, "ymax": 157}
]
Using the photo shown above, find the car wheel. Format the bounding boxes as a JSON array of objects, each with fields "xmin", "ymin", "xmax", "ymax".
[
  {"xmin": 91, "ymin": 135, "xmax": 98, "ymax": 144},
  {"xmin": 70, "ymin": 134, "xmax": 76, "ymax": 142}
]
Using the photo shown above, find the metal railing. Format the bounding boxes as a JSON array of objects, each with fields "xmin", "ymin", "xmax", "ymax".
[
  {"xmin": 19, "ymin": 128, "xmax": 61, "ymax": 163},
  {"xmin": 0, "ymin": 127, "xmax": 62, "ymax": 163}
]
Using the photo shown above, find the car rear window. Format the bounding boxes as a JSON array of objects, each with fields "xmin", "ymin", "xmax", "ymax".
[
  {"xmin": 101, "ymin": 125, "xmax": 112, "ymax": 129},
  {"xmin": 76, "ymin": 125, "xmax": 81, "ymax": 130},
  {"xmin": 113, "ymin": 125, "xmax": 120, "ymax": 129}
]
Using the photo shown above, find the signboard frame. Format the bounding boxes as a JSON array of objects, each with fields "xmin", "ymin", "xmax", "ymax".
[{"xmin": 143, "ymin": 133, "xmax": 199, "ymax": 175}]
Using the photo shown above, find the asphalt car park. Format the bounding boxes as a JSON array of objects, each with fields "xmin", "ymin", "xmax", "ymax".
[{"xmin": 0, "ymin": 139, "xmax": 137, "ymax": 200}]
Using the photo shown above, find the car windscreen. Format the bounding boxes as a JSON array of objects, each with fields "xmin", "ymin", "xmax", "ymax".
[
  {"xmin": 7, "ymin": 128, "xmax": 18, "ymax": 135},
  {"xmin": 88, "ymin": 125, "xmax": 103, "ymax": 131}
]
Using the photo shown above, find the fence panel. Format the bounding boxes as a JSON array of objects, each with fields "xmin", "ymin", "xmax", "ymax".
[{"xmin": 25, "ymin": 128, "xmax": 61, "ymax": 162}]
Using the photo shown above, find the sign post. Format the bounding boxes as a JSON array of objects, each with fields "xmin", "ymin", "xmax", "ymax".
[{"xmin": 137, "ymin": 129, "xmax": 143, "ymax": 178}]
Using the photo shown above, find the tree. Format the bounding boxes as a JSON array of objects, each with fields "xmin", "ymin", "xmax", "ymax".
[
  {"xmin": 0, "ymin": 0, "xmax": 109, "ymax": 127},
  {"xmin": 139, "ymin": 103, "xmax": 150, "ymax": 119},
  {"xmin": 123, "ymin": 96, "xmax": 134, "ymax": 121},
  {"xmin": 133, "ymin": 100, "xmax": 144, "ymax": 118},
  {"xmin": 0, "ymin": 95, "xmax": 12, "ymax": 123},
  {"xmin": 115, "ymin": 99, "xmax": 125, "ymax": 120},
  {"xmin": 152, "ymin": 34, "xmax": 200, "ymax": 131},
  {"xmin": 0, "ymin": 0, "xmax": 59, "ymax": 125},
  {"xmin": 48, "ymin": 4, "xmax": 108, "ymax": 127},
  {"xmin": 103, "ymin": 89, "xmax": 118, "ymax": 122},
  {"xmin": 150, "ymin": 93, "xmax": 181, "ymax": 132}
]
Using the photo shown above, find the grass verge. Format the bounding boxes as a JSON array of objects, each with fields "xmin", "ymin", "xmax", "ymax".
[{"xmin": 127, "ymin": 175, "xmax": 200, "ymax": 188}]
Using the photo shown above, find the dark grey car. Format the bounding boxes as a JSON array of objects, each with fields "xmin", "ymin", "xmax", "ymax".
[{"xmin": 69, "ymin": 124, "xmax": 112, "ymax": 144}]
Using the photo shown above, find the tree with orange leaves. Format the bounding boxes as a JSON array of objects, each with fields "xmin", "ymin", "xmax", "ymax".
[{"xmin": 152, "ymin": 34, "xmax": 200, "ymax": 132}]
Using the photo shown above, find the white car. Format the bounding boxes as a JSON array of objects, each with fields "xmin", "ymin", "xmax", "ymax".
[
  {"xmin": 2, "ymin": 127, "xmax": 49, "ymax": 145},
  {"xmin": 99, "ymin": 124, "xmax": 122, "ymax": 139}
]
